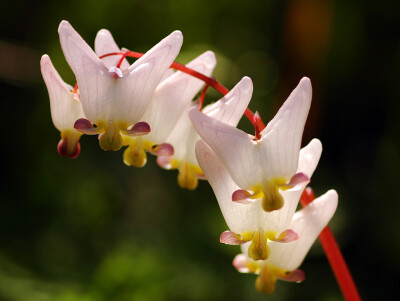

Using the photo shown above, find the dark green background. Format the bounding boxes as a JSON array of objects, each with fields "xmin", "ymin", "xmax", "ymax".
[{"xmin": 0, "ymin": 0, "xmax": 399, "ymax": 300}]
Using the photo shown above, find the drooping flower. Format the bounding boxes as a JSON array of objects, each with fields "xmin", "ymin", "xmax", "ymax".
[
  {"xmin": 40, "ymin": 54, "xmax": 85, "ymax": 158},
  {"xmin": 158, "ymin": 76, "xmax": 254, "ymax": 190},
  {"xmin": 233, "ymin": 189, "xmax": 338, "ymax": 294},
  {"xmin": 58, "ymin": 20, "xmax": 183, "ymax": 151},
  {"xmin": 195, "ymin": 141, "xmax": 337, "ymax": 293},
  {"xmin": 190, "ymin": 77, "xmax": 312, "ymax": 211},
  {"xmin": 195, "ymin": 138, "xmax": 323, "ymax": 260},
  {"xmin": 121, "ymin": 51, "xmax": 217, "ymax": 168}
]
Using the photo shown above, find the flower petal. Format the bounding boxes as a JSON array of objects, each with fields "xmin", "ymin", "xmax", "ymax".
[
  {"xmin": 202, "ymin": 76, "xmax": 253, "ymax": 127},
  {"xmin": 148, "ymin": 143, "xmax": 174, "ymax": 156},
  {"xmin": 220, "ymin": 231, "xmax": 251, "ymax": 245},
  {"xmin": 195, "ymin": 140, "xmax": 260, "ymax": 233},
  {"xmin": 259, "ymin": 77, "xmax": 312, "ymax": 179},
  {"xmin": 40, "ymin": 54, "xmax": 85, "ymax": 131},
  {"xmin": 121, "ymin": 122, "xmax": 151, "ymax": 136},
  {"xmin": 58, "ymin": 20, "xmax": 111, "ymax": 123},
  {"xmin": 267, "ymin": 190, "xmax": 338, "ymax": 271},
  {"xmin": 297, "ymin": 138, "xmax": 322, "ymax": 177},
  {"xmin": 190, "ymin": 108, "xmax": 261, "ymax": 190},
  {"xmin": 113, "ymin": 31, "xmax": 183, "ymax": 125},
  {"xmin": 94, "ymin": 29, "xmax": 130, "ymax": 70},
  {"xmin": 269, "ymin": 229, "xmax": 299, "ymax": 243},
  {"xmin": 74, "ymin": 118, "xmax": 103, "ymax": 135},
  {"xmin": 277, "ymin": 269, "xmax": 305, "ymax": 283},
  {"xmin": 143, "ymin": 51, "xmax": 216, "ymax": 143}
]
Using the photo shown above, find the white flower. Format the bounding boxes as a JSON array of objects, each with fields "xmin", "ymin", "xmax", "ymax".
[
  {"xmin": 158, "ymin": 76, "xmax": 254, "ymax": 190},
  {"xmin": 233, "ymin": 190, "xmax": 338, "ymax": 294},
  {"xmin": 40, "ymin": 54, "xmax": 85, "ymax": 158},
  {"xmin": 195, "ymin": 138, "xmax": 324, "ymax": 260},
  {"xmin": 121, "ymin": 51, "xmax": 217, "ymax": 168},
  {"xmin": 58, "ymin": 20, "xmax": 183, "ymax": 151},
  {"xmin": 190, "ymin": 77, "xmax": 312, "ymax": 211}
]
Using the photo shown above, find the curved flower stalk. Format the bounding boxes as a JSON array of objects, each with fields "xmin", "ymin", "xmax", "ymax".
[
  {"xmin": 158, "ymin": 76, "xmax": 253, "ymax": 190},
  {"xmin": 190, "ymin": 77, "xmax": 312, "ymax": 211},
  {"xmin": 40, "ymin": 54, "xmax": 85, "ymax": 158},
  {"xmin": 121, "ymin": 51, "xmax": 217, "ymax": 168},
  {"xmin": 195, "ymin": 138, "xmax": 323, "ymax": 261},
  {"xmin": 233, "ymin": 189, "xmax": 338, "ymax": 294},
  {"xmin": 58, "ymin": 20, "xmax": 183, "ymax": 151}
]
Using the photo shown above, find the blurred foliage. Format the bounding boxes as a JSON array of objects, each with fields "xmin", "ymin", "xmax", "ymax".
[{"xmin": 0, "ymin": 0, "xmax": 399, "ymax": 300}]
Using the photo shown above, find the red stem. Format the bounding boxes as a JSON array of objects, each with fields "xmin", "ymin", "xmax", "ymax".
[
  {"xmin": 98, "ymin": 50, "xmax": 265, "ymax": 137},
  {"xmin": 300, "ymin": 188, "xmax": 361, "ymax": 301},
  {"xmin": 124, "ymin": 50, "xmax": 265, "ymax": 135}
]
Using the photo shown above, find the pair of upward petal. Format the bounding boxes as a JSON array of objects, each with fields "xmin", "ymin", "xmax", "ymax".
[{"xmin": 196, "ymin": 139, "xmax": 338, "ymax": 271}]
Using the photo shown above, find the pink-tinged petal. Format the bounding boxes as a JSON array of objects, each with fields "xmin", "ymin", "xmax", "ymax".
[
  {"xmin": 190, "ymin": 109, "xmax": 261, "ymax": 190},
  {"xmin": 203, "ymin": 76, "xmax": 253, "ymax": 127},
  {"xmin": 143, "ymin": 51, "xmax": 216, "ymax": 143},
  {"xmin": 297, "ymin": 138, "xmax": 322, "ymax": 177},
  {"xmin": 259, "ymin": 77, "xmax": 312, "ymax": 179},
  {"xmin": 232, "ymin": 189, "xmax": 256, "ymax": 204},
  {"xmin": 277, "ymin": 269, "xmax": 305, "ymax": 283},
  {"xmin": 156, "ymin": 155, "xmax": 174, "ymax": 169},
  {"xmin": 268, "ymin": 190, "xmax": 338, "ymax": 271},
  {"xmin": 233, "ymin": 254, "xmax": 250, "ymax": 273},
  {"xmin": 94, "ymin": 29, "xmax": 130, "ymax": 70},
  {"xmin": 148, "ymin": 143, "xmax": 174, "ymax": 156},
  {"xmin": 74, "ymin": 118, "xmax": 103, "ymax": 135},
  {"xmin": 220, "ymin": 231, "xmax": 251, "ymax": 245},
  {"xmin": 57, "ymin": 131, "xmax": 81, "ymax": 159},
  {"xmin": 121, "ymin": 121, "xmax": 151, "ymax": 136},
  {"xmin": 159, "ymin": 69, "xmax": 175, "ymax": 83},
  {"xmin": 280, "ymin": 172, "xmax": 310, "ymax": 190},
  {"xmin": 113, "ymin": 31, "xmax": 183, "ymax": 125},
  {"xmin": 270, "ymin": 229, "xmax": 299, "ymax": 243},
  {"xmin": 195, "ymin": 140, "xmax": 260, "ymax": 233},
  {"xmin": 58, "ymin": 21, "xmax": 111, "ymax": 123},
  {"xmin": 109, "ymin": 66, "xmax": 123, "ymax": 78},
  {"xmin": 57, "ymin": 139, "xmax": 81, "ymax": 159},
  {"xmin": 40, "ymin": 55, "xmax": 85, "ymax": 131}
]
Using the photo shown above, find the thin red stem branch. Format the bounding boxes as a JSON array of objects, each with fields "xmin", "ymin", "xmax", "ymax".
[
  {"xmin": 124, "ymin": 50, "xmax": 266, "ymax": 134},
  {"xmin": 197, "ymin": 84, "xmax": 210, "ymax": 110},
  {"xmin": 96, "ymin": 50, "xmax": 266, "ymax": 137},
  {"xmin": 300, "ymin": 188, "xmax": 361, "ymax": 301}
]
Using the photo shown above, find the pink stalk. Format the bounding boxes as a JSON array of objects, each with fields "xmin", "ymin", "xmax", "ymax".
[{"xmin": 300, "ymin": 188, "xmax": 361, "ymax": 301}]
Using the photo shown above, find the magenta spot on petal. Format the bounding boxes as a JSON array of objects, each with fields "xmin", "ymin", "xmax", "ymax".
[
  {"xmin": 74, "ymin": 118, "xmax": 100, "ymax": 135},
  {"xmin": 57, "ymin": 139, "xmax": 80, "ymax": 159},
  {"xmin": 123, "ymin": 122, "xmax": 151, "ymax": 136},
  {"xmin": 220, "ymin": 231, "xmax": 245, "ymax": 245},
  {"xmin": 286, "ymin": 172, "xmax": 310, "ymax": 188},
  {"xmin": 232, "ymin": 189, "xmax": 253, "ymax": 204},
  {"xmin": 150, "ymin": 143, "xmax": 174, "ymax": 156},
  {"xmin": 278, "ymin": 269, "xmax": 305, "ymax": 283},
  {"xmin": 233, "ymin": 254, "xmax": 250, "ymax": 273},
  {"xmin": 156, "ymin": 156, "xmax": 172, "ymax": 169},
  {"xmin": 275, "ymin": 229, "xmax": 299, "ymax": 243}
]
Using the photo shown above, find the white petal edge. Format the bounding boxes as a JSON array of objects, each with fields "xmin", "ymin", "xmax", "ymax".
[
  {"xmin": 190, "ymin": 107, "xmax": 261, "ymax": 190},
  {"xmin": 203, "ymin": 76, "xmax": 253, "ymax": 127},
  {"xmin": 40, "ymin": 54, "xmax": 85, "ymax": 131},
  {"xmin": 143, "ymin": 51, "xmax": 216, "ymax": 143},
  {"xmin": 113, "ymin": 30, "xmax": 183, "ymax": 124},
  {"xmin": 195, "ymin": 140, "xmax": 259, "ymax": 233},
  {"xmin": 267, "ymin": 189, "xmax": 338, "ymax": 271},
  {"xmin": 297, "ymin": 138, "xmax": 322, "ymax": 178},
  {"xmin": 58, "ymin": 20, "xmax": 111, "ymax": 123},
  {"xmin": 94, "ymin": 29, "xmax": 130, "ymax": 70},
  {"xmin": 258, "ymin": 77, "xmax": 312, "ymax": 179}
]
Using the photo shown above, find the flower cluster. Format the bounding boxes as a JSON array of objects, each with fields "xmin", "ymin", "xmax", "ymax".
[{"xmin": 41, "ymin": 21, "xmax": 338, "ymax": 295}]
